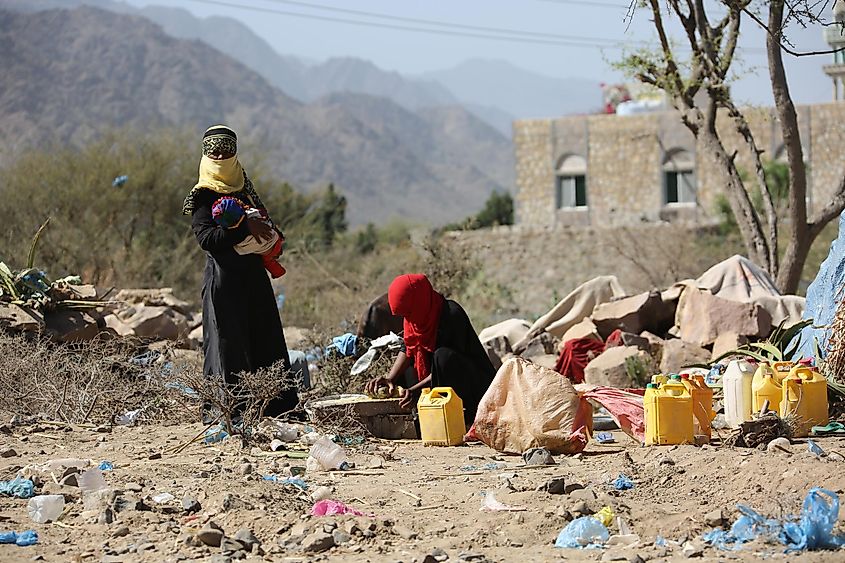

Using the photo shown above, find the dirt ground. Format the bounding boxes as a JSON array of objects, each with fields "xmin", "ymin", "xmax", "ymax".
[{"xmin": 2, "ymin": 420, "xmax": 845, "ymax": 563}]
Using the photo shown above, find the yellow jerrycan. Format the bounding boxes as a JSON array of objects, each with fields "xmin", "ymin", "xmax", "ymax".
[
  {"xmin": 771, "ymin": 361, "xmax": 795, "ymax": 383},
  {"xmin": 681, "ymin": 374, "xmax": 714, "ymax": 443},
  {"xmin": 752, "ymin": 363, "xmax": 782, "ymax": 414},
  {"xmin": 781, "ymin": 367, "xmax": 828, "ymax": 437},
  {"xmin": 645, "ymin": 379, "xmax": 694, "ymax": 446},
  {"xmin": 651, "ymin": 374, "xmax": 668, "ymax": 386},
  {"xmin": 418, "ymin": 387, "xmax": 466, "ymax": 446}
]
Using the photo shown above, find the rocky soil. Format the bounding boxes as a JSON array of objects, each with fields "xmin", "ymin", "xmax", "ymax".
[{"xmin": 2, "ymin": 420, "xmax": 845, "ymax": 562}]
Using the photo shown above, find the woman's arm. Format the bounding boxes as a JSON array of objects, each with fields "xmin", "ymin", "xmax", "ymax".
[{"xmin": 365, "ymin": 351, "xmax": 411, "ymax": 395}]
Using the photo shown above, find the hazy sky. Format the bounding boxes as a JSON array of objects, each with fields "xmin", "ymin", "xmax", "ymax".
[{"xmin": 124, "ymin": 0, "xmax": 838, "ymax": 106}]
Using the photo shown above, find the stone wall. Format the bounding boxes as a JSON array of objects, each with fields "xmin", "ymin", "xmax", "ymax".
[{"xmin": 514, "ymin": 103, "xmax": 845, "ymax": 228}]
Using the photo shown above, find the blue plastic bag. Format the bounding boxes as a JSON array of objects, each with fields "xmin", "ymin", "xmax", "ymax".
[
  {"xmin": 555, "ymin": 516, "xmax": 609, "ymax": 548},
  {"xmin": 614, "ymin": 473, "xmax": 634, "ymax": 490},
  {"xmin": 703, "ymin": 488, "xmax": 845, "ymax": 552},
  {"xmin": 0, "ymin": 530, "xmax": 38, "ymax": 546},
  {"xmin": 0, "ymin": 477, "xmax": 35, "ymax": 499},
  {"xmin": 99, "ymin": 461, "xmax": 114, "ymax": 471}
]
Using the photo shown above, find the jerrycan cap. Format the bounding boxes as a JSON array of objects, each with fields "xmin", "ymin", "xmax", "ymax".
[
  {"xmin": 680, "ymin": 373, "xmax": 690, "ymax": 380},
  {"xmin": 670, "ymin": 374, "xmax": 682, "ymax": 381},
  {"xmin": 646, "ymin": 383, "xmax": 657, "ymax": 389}
]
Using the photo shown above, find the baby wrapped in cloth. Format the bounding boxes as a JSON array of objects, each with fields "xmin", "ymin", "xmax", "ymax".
[{"xmin": 211, "ymin": 196, "xmax": 286, "ymax": 278}]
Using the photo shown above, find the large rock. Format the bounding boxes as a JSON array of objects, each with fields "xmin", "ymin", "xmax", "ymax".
[
  {"xmin": 797, "ymin": 211, "xmax": 845, "ymax": 359},
  {"xmin": 520, "ymin": 331, "xmax": 557, "ymax": 361},
  {"xmin": 103, "ymin": 314, "xmax": 135, "ymax": 337},
  {"xmin": 677, "ymin": 287, "xmax": 772, "ymax": 347},
  {"xmin": 591, "ymin": 291, "xmax": 675, "ymax": 339},
  {"xmin": 660, "ymin": 339, "xmax": 710, "ymax": 374},
  {"xmin": 117, "ymin": 305, "xmax": 190, "ymax": 340},
  {"xmin": 479, "ymin": 318, "xmax": 532, "ymax": 346},
  {"xmin": 710, "ymin": 332, "xmax": 749, "ymax": 361},
  {"xmin": 559, "ymin": 318, "xmax": 601, "ymax": 348},
  {"xmin": 0, "ymin": 303, "xmax": 44, "ymax": 333},
  {"xmin": 115, "ymin": 288, "xmax": 191, "ymax": 314},
  {"xmin": 483, "ymin": 335, "xmax": 512, "ymax": 371},
  {"xmin": 45, "ymin": 309, "xmax": 102, "ymax": 342},
  {"xmin": 584, "ymin": 346, "xmax": 645, "ymax": 388}
]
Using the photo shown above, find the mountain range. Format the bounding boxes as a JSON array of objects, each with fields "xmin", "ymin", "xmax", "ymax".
[{"xmin": 0, "ymin": 6, "xmax": 513, "ymax": 225}]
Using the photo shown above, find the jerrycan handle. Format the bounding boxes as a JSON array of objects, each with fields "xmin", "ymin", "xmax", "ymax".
[
  {"xmin": 784, "ymin": 378, "xmax": 804, "ymax": 401},
  {"xmin": 772, "ymin": 361, "xmax": 793, "ymax": 372},
  {"xmin": 790, "ymin": 367, "xmax": 814, "ymax": 381},
  {"xmin": 428, "ymin": 387, "xmax": 453, "ymax": 401}
]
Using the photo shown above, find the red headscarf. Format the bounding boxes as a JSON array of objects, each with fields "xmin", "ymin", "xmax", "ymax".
[{"xmin": 388, "ymin": 274, "xmax": 444, "ymax": 381}]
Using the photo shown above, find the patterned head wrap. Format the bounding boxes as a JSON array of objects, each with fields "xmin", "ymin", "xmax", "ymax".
[
  {"xmin": 211, "ymin": 196, "xmax": 246, "ymax": 229},
  {"xmin": 202, "ymin": 125, "xmax": 237, "ymax": 157}
]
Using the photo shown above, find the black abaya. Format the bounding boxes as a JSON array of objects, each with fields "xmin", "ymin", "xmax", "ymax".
[{"xmin": 190, "ymin": 188, "xmax": 298, "ymax": 416}]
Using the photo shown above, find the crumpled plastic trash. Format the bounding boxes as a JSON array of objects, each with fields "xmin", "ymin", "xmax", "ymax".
[
  {"xmin": 151, "ymin": 492, "xmax": 174, "ymax": 504},
  {"xmin": 703, "ymin": 488, "xmax": 845, "ymax": 551},
  {"xmin": 98, "ymin": 461, "xmax": 114, "ymax": 471},
  {"xmin": 112, "ymin": 175, "xmax": 129, "ymax": 187},
  {"xmin": 595, "ymin": 432, "xmax": 616, "ymax": 444},
  {"xmin": 311, "ymin": 500, "xmax": 372, "ymax": 517},
  {"xmin": 595, "ymin": 506, "xmax": 615, "ymax": 527},
  {"xmin": 326, "ymin": 333, "xmax": 357, "ymax": 357},
  {"xmin": 204, "ymin": 423, "xmax": 229, "ymax": 444},
  {"xmin": 480, "ymin": 492, "xmax": 527, "ymax": 512},
  {"xmin": 0, "ymin": 530, "xmax": 38, "ymax": 546},
  {"xmin": 115, "ymin": 409, "xmax": 141, "ymax": 426},
  {"xmin": 555, "ymin": 516, "xmax": 610, "ymax": 548},
  {"xmin": 614, "ymin": 473, "xmax": 634, "ymax": 490},
  {"xmin": 812, "ymin": 422, "xmax": 845, "ymax": 435},
  {"xmin": 0, "ymin": 477, "xmax": 35, "ymax": 499},
  {"xmin": 807, "ymin": 439, "xmax": 825, "ymax": 456},
  {"xmin": 263, "ymin": 476, "xmax": 308, "ymax": 490}
]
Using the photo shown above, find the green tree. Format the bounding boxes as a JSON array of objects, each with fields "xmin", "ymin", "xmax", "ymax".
[
  {"xmin": 310, "ymin": 183, "xmax": 348, "ymax": 248},
  {"xmin": 474, "ymin": 191, "xmax": 514, "ymax": 228},
  {"xmin": 355, "ymin": 223, "xmax": 378, "ymax": 254}
]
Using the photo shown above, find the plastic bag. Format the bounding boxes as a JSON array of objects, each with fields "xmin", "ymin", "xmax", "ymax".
[
  {"xmin": 0, "ymin": 530, "xmax": 38, "ymax": 547},
  {"xmin": 614, "ymin": 474, "xmax": 634, "ymax": 490},
  {"xmin": 311, "ymin": 500, "xmax": 372, "ymax": 517},
  {"xmin": 555, "ymin": 516, "xmax": 610, "ymax": 548},
  {"xmin": 703, "ymin": 488, "xmax": 845, "ymax": 551}
]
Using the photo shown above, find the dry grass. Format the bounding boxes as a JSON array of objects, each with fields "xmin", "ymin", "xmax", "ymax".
[
  {"xmin": 0, "ymin": 332, "xmax": 196, "ymax": 425},
  {"xmin": 823, "ymin": 286, "xmax": 845, "ymax": 386}
]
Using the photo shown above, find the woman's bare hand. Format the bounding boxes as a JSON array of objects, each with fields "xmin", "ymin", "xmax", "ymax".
[{"xmin": 247, "ymin": 216, "xmax": 273, "ymax": 242}]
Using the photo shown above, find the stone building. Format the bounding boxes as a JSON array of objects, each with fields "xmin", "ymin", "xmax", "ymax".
[{"xmin": 513, "ymin": 102, "xmax": 845, "ymax": 228}]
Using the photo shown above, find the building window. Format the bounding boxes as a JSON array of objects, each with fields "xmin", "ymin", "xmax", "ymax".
[
  {"xmin": 556, "ymin": 175, "xmax": 587, "ymax": 208},
  {"xmin": 555, "ymin": 154, "xmax": 588, "ymax": 209},
  {"xmin": 662, "ymin": 149, "xmax": 696, "ymax": 205}
]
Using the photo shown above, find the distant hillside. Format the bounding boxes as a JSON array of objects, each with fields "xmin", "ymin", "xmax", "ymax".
[
  {"xmin": 0, "ymin": 6, "xmax": 513, "ymax": 226},
  {"xmin": 422, "ymin": 59, "xmax": 603, "ymax": 119}
]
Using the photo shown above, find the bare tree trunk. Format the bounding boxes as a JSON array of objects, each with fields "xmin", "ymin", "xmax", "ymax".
[{"xmin": 767, "ymin": 0, "xmax": 811, "ymax": 293}]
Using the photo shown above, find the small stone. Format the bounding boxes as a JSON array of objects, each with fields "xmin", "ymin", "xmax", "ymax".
[
  {"xmin": 125, "ymin": 482, "xmax": 143, "ymax": 493},
  {"xmin": 569, "ymin": 488, "xmax": 598, "ymax": 502},
  {"xmin": 570, "ymin": 501, "xmax": 592, "ymax": 515},
  {"xmin": 658, "ymin": 455, "xmax": 675, "ymax": 466},
  {"xmin": 238, "ymin": 463, "xmax": 253, "ymax": 476},
  {"xmin": 301, "ymin": 531, "xmax": 335, "ymax": 553},
  {"xmin": 564, "ymin": 482, "xmax": 585, "ymax": 494},
  {"xmin": 111, "ymin": 526, "xmax": 130, "ymax": 538},
  {"xmin": 628, "ymin": 556, "xmax": 646, "ymax": 563},
  {"xmin": 393, "ymin": 525, "xmax": 418, "ymax": 540},
  {"xmin": 136, "ymin": 542, "xmax": 156, "ymax": 552},
  {"xmin": 182, "ymin": 495, "xmax": 201, "ymax": 514},
  {"xmin": 98, "ymin": 508, "xmax": 115, "ymax": 525},
  {"xmin": 219, "ymin": 537, "xmax": 245, "ymax": 554},
  {"xmin": 148, "ymin": 452, "xmax": 162, "ymax": 460},
  {"xmin": 767, "ymin": 437, "xmax": 792, "ymax": 453},
  {"xmin": 0, "ymin": 447, "xmax": 17, "ymax": 458},
  {"xmin": 233, "ymin": 529, "xmax": 259, "ymax": 549},
  {"xmin": 60, "ymin": 473, "xmax": 79, "ymax": 487},
  {"xmin": 540, "ymin": 477, "xmax": 566, "ymax": 494},
  {"xmin": 602, "ymin": 551, "xmax": 629, "ymax": 562},
  {"xmin": 422, "ymin": 556, "xmax": 438, "ymax": 563},
  {"xmin": 431, "ymin": 548, "xmax": 449, "ymax": 562},
  {"xmin": 221, "ymin": 493, "xmax": 251, "ymax": 511},
  {"xmin": 342, "ymin": 521, "xmax": 361, "ymax": 536},
  {"xmin": 209, "ymin": 556, "xmax": 232, "ymax": 563},
  {"xmin": 682, "ymin": 541, "xmax": 704, "ymax": 558},
  {"xmin": 197, "ymin": 522, "xmax": 224, "ymax": 547},
  {"xmin": 322, "ymin": 522, "xmax": 338, "ymax": 534},
  {"xmin": 332, "ymin": 529, "xmax": 351, "ymax": 545},
  {"xmin": 704, "ymin": 508, "xmax": 726, "ymax": 528}
]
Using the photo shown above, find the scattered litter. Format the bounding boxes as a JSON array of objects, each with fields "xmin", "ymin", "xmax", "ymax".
[
  {"xmin": 326, "ymin": 333, "xmax": 357, "ymax": 356},
  {"xmin": 151, "ymin": 492, "xmax": 175, "ymax": 504},
  {"xmin": 613, "ymin": 473, "xmax": 634, "ymax": 490},
  {"xmin": 311, "ymin": 500, "xmax": 372, "ymax": 517},
  {"xmin": 703, "ymin": 487, "xmax": 845, "ymax": 551},
  {"xmin": 262, "ymin": 476, "xmax": 307, "ymax": 490},
  {"xmin": 555, "ymin": 516, "xmax": 610, "ymax": 548},
  {"xmin": 27, "ymin": 495, "xmax": 64, "ymax": 523},
  {"xmin": 807, "ymin": 439, "xmax": 825, "ymax": 457},
  {"xmin": 204, "ymin": 424, "xmax": 229, "ymax": 444},
  {"xmin": 522, "ymin": 447, "xmax": 556, "ymax": 466},
  {"xmin": 480, "ymin": 492, "xmax": 526, "ymax": 512},
  {"xmin": 115, "ymin": 410, "xmax": 141, "ymax": 426},
  {"xmin": 111, "ymin": 175, "xmax": 129, "ymax": 187},
  {"xmin": 595, "ymin": 506, "xmax": 615, "ymax": 527},
  {"xmin": 310, "ymin": 486, "xmax": 332, "ymax": 502},
  {"xmin": 655, "ymin": 536, "xmax": 667, "ymax": 547},
  {"xmin": 309, "ymin": 437, "xmax": 349, "ymax": 471},
  {"xmin": 98, "ymin": 461, "xmax": 114, "ymax": 471},
  {"xmin": 595, "ymin": 432, "xmax": 616, "ymax": 444},
  {"xmin": 812, "ymin": 422, "xmax": 845, "ymax": 435},
  {"xmin": 0, "ymin": 530, "xmax": 38, "ymax": 546},
  {"xmin": 0, "ymin": 477, "xmax": 35, "ymax": 499},
  {"xmin": 459, "ymin": 462, "xmax": 506, "ymax": 472}
]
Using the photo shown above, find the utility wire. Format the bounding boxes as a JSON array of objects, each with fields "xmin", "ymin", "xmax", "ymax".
[{"xmin": 183, "ymin": 0, "xmax": 766, "ymax": 53}]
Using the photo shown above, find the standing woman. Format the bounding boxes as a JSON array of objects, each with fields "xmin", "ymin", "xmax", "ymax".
[
  {"xmin": 365, "ymin": 274, "xmax": 495, "ymax": 424},
  {"xmin": 182, "ymin": 125, "xmax": 298, "ymax": 418}
]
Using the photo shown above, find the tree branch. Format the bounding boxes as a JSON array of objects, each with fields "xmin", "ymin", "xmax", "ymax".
[
  {"xmin": 743, "ymin": 6, "xmax": 845, "ymax": 56},
  {"xmin": 809, "ymin": 173, "xmax": 845, "ymax": 239}
]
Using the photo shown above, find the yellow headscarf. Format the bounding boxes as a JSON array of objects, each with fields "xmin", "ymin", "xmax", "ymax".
[{"xmin": 191, "ymin": 154, "xmax": 245, "ymax": 194}]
